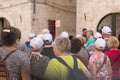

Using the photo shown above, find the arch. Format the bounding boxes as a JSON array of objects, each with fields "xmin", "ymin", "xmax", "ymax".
[{"xmin": 0, "ymin": 11, "xmax": 15, "ymax": 26}]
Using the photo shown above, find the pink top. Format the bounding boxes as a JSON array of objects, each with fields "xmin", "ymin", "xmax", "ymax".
[
  {"xmin": 89, "ymin": 52, "xmax": 112, "ymax": 80},
  {"xmin": 105, "ymin": 49, "xmax": 120, "ymax": 79}
]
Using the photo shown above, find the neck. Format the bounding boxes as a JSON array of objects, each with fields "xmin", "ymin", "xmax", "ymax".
[
  {"xmin": 3, "ymin": 45, "xmax": 16, "ymax": 51},
  {"xmin": 58, "ymin": 52, "xmax": 70, "ymax": 56},
  {"xmin": 110, "ymin": 48, "xmax": 118, "ymax": 50},
  {"xmin": 44, "ymin": 45, "xmax": 52, "ymax": 48}
]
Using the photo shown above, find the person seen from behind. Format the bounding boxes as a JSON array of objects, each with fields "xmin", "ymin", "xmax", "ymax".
[
  {"xmin": 105, "ymin": 36, "xmax": 120, "ymax": 80},
  {"xmin": 30, "ymin": 37, "xmax": 49, "ymax": 80},
  {"xmin": 44, "ymin": 37, "xmax": 91, "ymax": 80},
  {"xmin": 41, "ymin": 33, "xmax": 56, "ymax": 59},
  {"xmin": 89, "ymin": 38, "xmax": 112, "ymax": 80},
  {"xmin": 0, "ymin": 26, "xmax": 31, "ymax": 80},
  {"xmin": 102, "ymin": 26, "xmax": 112, "ymax": 52},
  {"xmin": 70, "ymin": 38, "xmax": 89, "ymax": 67}
]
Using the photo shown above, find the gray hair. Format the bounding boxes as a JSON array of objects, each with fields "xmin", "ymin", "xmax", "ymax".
[
  {"xmin": 88, "ymin": 30, "xmax": 94, "ymax": 36},
  {"xmin": 54, "ymin": 37, "xmax": 71, "ymax": 53}
]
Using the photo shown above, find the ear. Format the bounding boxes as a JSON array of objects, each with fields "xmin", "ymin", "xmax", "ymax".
[{"xmin": 13, "ymin": 39, "xmax": 19, "ymax": 47}]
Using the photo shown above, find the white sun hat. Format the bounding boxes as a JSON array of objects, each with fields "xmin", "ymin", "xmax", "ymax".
[
  {"xmin": 29, "ymin": 33, "xmax": 36, "ymax": 38},
  {"xmin": 30, "ymin": 37, "xmax": 44, "ymax": 50},
  {"xmin": 61, "ymin": 31, "xmax": 69, "ymax": 38},
  {"xmin": 42, "ymin": 33, "xmax": 53, "ymax": 43},
  {"xmin": 102, "ymin": 26, "xmax": 112, "ymax": 35},
  {"xmin": 94, "ymin": 38, "xmax": 106, "ymax": 50},
  {"xmin": 94, "ymin": 32, "xmax": 102, "ymax": 39}
]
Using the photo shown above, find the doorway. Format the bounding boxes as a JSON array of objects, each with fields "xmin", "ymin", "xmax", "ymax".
[{"xmin": 48, "ymin": 20, "xmax": 56, "ymax": 40}]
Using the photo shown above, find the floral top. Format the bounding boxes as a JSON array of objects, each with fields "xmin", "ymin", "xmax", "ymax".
[
  {"xmin": 0, "ymin": 47, "xmax": 30, "ymax": 80},
  {"xmin": 89, "ymin": 52, "xmax": 112, "ymax": 80},
  {"xmin": 30, "ymin": 52, "xmax": 50, "ymax": 80}
]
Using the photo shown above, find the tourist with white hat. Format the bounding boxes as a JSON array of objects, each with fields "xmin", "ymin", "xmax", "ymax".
[
  {"xmin": 41, "ymin": 33, "xmax": 56, "ymax": 59},
  {"xmin": 89, "ymin": 38, "xmax": 112, "ymax": 80},
  {"xmin": 102, "ymin": 26, "xmax": 112, "ymax": 52},
  {"xmin": 30, "ymin": 37, "xmax": 49, "ymax": 80},
  {"xmin": 25, "ymin": 33, "xmax": 36, "ymax": 55},
  {"xmin": 87, "ymin": 32, "xmax": 102, "ymax": 54},
  {"xmin": 60, "ymin": 31, "xmax": 69, "ymax": 38}
]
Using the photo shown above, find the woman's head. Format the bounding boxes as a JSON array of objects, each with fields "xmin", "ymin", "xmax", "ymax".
[
  {"xmin": 94, "ymin": 38, "xmax": 106, "ymax": 51},
  {"xmin": 53, "ymin": 37, "xmax": 71, "ymax": 56},
  {"xmin": 70, "ymin": 38, "xmax": 82, "ymax": 54},
  {"xmin": 2, "ymin": 26, "xmax": 21, "ymax": 46},
  {"xmin": 108, "ymin": 36, "xmax": 119, "ymax": 49}
]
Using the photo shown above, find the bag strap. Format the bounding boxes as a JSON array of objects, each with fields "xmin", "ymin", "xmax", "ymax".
[
  {"xmin": 97, "ymin": 55, "xmax": 107, "ymax": 73},
  {"xmin": 112, "ymin": 54, "xmax": 120, "ymax": 65},
  {"xmin": 56, "ymin": 56, "xmax": 77, "ymax": 70},
  {"xmin": 3, "ymin": 50, "xmax": 16, "ymax": 61}
]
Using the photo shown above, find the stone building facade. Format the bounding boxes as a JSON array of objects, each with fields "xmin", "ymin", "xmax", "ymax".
[
  {"xmin": 0, "ymin": 0, "xmax": 120, "ymax": 42},
  {"xmin": 77, "ymin": 0, "xmax": 120, "ymax": 36},
  {"xmin": 0, "ymin": 0, "xmax": 76, "ymax": 42}
]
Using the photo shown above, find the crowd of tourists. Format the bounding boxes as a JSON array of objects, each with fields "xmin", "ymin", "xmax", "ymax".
[{"xmin": 0, "ymin": 25, "xmax": 120, "ymax": 80}]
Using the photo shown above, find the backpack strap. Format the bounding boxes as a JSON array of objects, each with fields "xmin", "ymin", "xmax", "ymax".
[
  {"xmin": 97, "ymin": 54, "xmax": 107, "ymax": 73},
  {"xmin": 56, "ymin": 56, "xmax": 77, "ymax": 70},
  {"xmin": 3, "ymin": 50, "xmax": 16, "ymax": 61},
  {"xmin": 112, "ymin": 54, "xmax": 120, "ymax": 65}
]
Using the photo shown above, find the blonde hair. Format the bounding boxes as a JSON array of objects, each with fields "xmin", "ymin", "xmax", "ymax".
[
  {"xmin": 108, "ymin": 36, "xmax": 119, "ymax": 49},
  {"xmin": 54, "ymin": 37, "xmax": 71, "ymax": 53},
  {"xmin": 77, "ymin": 36, "xmax": 86, "ymax": 46}
]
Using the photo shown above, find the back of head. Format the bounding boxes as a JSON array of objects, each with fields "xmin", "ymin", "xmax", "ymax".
[
  {"xmin": 30, "ymin": 37, "xmax": 44, "ymax": 50},
  {"xmin": 2, "ymin": 26, "xmax": 21, "ymax": 46},
  {"xmin": 94, "ymin": 32, "xmax": 102, "ymax": 40},
  {"xmin": 42, "ymin": 33, "xmax": 53, "ymax": 45},
  {"xmin": 108, "ymin": 36, "xmax": 119, "ymax": 49},
  {"xmin": 70, "ymin": 38, "xmax": 82, "ymax": 54},
  {"xmin": 60, "ymin": 31, "xmax": 69, "ymax": 38},
  {"xmin": 94, "ymin": 38, "xmax": 106, "ymax": 51},
  {"xmin": 54, "ymin": 37, "xmax": 71, "ymax": 53},
  {"xmin": 29, "ymin": 33, "xmax": 36, "ymax": 39},
  {"xmin": 42, "ymin": 29, "xmax": 50, "ymax": 34}
]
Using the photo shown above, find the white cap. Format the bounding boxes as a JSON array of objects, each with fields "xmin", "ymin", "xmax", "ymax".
[
  {"xmin": 76, "ymin": 34, "xmax": 82, "ymax": 38},
  {"xmin": 42, "ymin": 33, "xmax": 53, "ymax": 43},
  {"xmin": 102, "ymin": 26, "xmax": 112, "ymax": 35},
  {"xmin": 94, "ymin": 38, "xmax": 106, "ymax": 50},
  {"xmin": 42, "ymin": 29, "xmax": 50, "ymax": 34},
  {"xmin": 61, "ymin": 31, "xmax": 69, "ymax": 38},
  {"xmin": 36, "ymin": 34, "xmax": 43, "ymax": 39},
  {"xmin": 29, "ymin": 33, "xmax": 36, "ymax": 38},
  {"xmin": 94, "ymin": 32, "xmax": 102, "ymax": 39},
  {"xmin": 30, "ymin": 37, "xmax": 44, "ymax": 50}
]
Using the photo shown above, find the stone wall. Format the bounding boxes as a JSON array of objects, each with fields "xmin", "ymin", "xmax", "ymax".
[
  {"xmin": 32, "ymin": 0, "xmax": 76, "ymax": 36},
  {"xmin": 77, "ymin": 0, "xmax": 120, "ymax": 35},
  {"xmin": 0, "ymin": 0, "xmax": 33, "ymax": 42}
]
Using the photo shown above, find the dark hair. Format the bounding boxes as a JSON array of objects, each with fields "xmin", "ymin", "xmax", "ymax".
[
  {"xmin": 82, "ymin": 28, "xmax": 87, "ymax": 32},
  {"xmin": 70, "ymin": 38, "xmax": 82, "ymax": 54},
  {"xmin": 2, "ymin": 26, "xmax": 21, "ymax": 46}
]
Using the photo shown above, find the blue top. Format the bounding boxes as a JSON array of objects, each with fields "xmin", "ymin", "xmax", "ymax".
[{"xmin": 85, "ymin": 36, "xmax": 95, "ymax": 48}]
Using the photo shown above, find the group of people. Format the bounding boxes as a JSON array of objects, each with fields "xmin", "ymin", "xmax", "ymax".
[{"xmin": 0, "ymin": 25, "xmax": 120, "ymax": 80}]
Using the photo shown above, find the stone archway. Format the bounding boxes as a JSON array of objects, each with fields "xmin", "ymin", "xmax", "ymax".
[
  {"xmin": 0, "ymin": 12, "xmax": 14, "ymax": 46},
  {"xmin": 97, "ymin": 13, "xmax": 120, "ymax": 36},
  {"xmin": 0, "ymin": 12, "xmax": 15, "ymax": 26}
]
